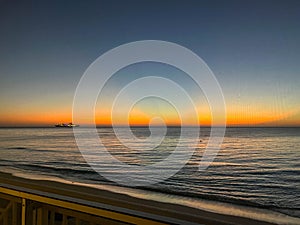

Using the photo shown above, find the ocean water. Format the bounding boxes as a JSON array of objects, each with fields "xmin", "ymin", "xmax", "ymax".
[{"xmin": 0, "ymin": 127, "xmax": 299, "ymax": 223}]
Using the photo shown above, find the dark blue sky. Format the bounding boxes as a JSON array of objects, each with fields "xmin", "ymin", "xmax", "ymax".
[{"xmin": 1, "ymin": 0, "xmax": 300, "ymax": 125}]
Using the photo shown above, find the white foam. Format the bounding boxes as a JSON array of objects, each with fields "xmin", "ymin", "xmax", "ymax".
[{"xmin": 2, "ymin": 167, "xmax": 300, "ymax": 225}]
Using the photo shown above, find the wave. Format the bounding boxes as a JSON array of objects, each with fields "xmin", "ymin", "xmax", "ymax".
[
  {"xmin": 1, "ymin": 162, "xmax": 299, "ymax": 219},
  {"xmin": 13, "ymin": 163, "xmax": 300, "ymax": 215},
  {"xmin": 3, "ymin": 147, "xmax": 65, "ymax": 154},
  {"xmin": 1, "ymin": 167, "xmax": 299, "ymax": 225},
  {"xmin": 12, "ymin": 163, "xmax": 111, "ymax": 184},
  {"xmin": 6, "ymin": 147, "xmax": 28, "ymax": 150},
  {"xmin": 15, "ymin": 164, "xmax": 94, "ymax": 175}
]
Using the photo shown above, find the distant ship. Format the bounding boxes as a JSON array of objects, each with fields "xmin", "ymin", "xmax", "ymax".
[{"xmin": 55, "ymin": 123, "xmax": 79, "ymax": 128}]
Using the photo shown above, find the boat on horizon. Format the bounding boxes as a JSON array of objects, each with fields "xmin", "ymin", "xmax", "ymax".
[{"xmin": 55, "ymin": 123, "xmax": 79, "ymax": 128}]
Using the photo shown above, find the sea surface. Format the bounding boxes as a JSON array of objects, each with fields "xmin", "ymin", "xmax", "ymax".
[{"xmin": 0, "ymin": 127, "xmax": 299, "ymax": 223}]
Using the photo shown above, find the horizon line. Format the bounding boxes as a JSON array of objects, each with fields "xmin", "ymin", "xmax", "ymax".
[{"xmin": 0, "ymin": 125, "xmax": 300, "ymax": 128}]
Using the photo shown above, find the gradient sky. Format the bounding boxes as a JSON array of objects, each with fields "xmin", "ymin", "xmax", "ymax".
[{"xmin": 0, "ymin": 0, "xmax": 300, "ymax": 126}]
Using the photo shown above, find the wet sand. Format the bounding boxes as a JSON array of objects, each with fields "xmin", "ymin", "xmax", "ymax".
[{"xmin": 0, "ymin": 171, "xmax": 277, "ymax": 225}]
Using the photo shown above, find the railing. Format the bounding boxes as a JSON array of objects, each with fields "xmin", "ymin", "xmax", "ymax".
[{"xmin": 0, "ymin": 185, "xmax": 170, "ymax": 225}]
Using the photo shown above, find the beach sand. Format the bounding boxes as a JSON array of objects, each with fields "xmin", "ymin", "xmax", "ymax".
[{"xmin": 0, "ymin": 171, "xmax": 278, "ymax": 225}]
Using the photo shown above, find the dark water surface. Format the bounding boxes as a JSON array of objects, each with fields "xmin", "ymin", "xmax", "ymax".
[{"xmin": 0, "ymin": 127, "xmax": 299, "ymax": 220}]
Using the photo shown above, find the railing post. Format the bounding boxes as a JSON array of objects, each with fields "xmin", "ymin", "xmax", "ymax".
[
  {"xmin": 21, "ymin": 198, "xmax": 26, "ymax": 225},
  {"xmin": 37, "ymin": 208, "xmax": 43, "ymax": 225},
  {"xmin": 49, "ymin": 211, "xmax": 55, "ymax": 225},
  {"xmin": 12, "ymin": 202, "xmax": 18, "ymax": 225}
]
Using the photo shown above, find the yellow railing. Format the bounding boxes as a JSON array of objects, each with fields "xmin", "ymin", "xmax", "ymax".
[{"xmin": 0, "ymin": 185, "xmax": 170, "ymax": 225}]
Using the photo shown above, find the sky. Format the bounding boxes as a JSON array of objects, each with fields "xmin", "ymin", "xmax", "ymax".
[{"xmin": 0, "ymin": 0, "xmax": 300, "ymax": 126}]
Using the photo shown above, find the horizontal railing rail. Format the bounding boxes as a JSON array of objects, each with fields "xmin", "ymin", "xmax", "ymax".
[{"xmin": 0, "ymin": 183, "xmax": 199, "ymax": 225}]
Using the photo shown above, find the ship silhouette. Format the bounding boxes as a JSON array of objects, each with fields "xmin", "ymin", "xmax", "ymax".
[{"xmin": 55, "ymin": 123, "xmax": 79, "ymax": 128}]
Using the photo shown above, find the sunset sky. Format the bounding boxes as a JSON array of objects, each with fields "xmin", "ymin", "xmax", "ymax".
[{"xmin": 0, "ymin": 0, "xmax": 299, "ymax": 127}]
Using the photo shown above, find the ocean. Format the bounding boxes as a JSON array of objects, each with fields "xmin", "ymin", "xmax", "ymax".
[{"xmin": 0, "ymin": 127, "xmax": 299, "ymax": 224}]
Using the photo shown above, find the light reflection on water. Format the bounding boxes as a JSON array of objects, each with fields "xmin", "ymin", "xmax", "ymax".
[{"xmin": 0, "ymin": 127, "xmax": 299, "ymax": 219}]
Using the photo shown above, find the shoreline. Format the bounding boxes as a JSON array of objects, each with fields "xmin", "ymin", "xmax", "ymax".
[{"xmin": 0, "ymin": 171, "xmax": 298, "ymax": 225}]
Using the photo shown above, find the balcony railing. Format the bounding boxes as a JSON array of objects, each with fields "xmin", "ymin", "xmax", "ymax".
[{"xmin": 0, "ymin": 184, "xmax": 169, "ymax": 225}]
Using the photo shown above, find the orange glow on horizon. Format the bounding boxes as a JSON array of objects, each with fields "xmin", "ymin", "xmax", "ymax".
[
  {"xmin": 0, "ymin": 111, "xmax": 72, "ymax": 126},
  {"xmin": 92, "ymin": 107, "xmax": 300, "ymax": 127},
  {"xmin": 0, "ymin": 105, "xmax": 299, "ymax": 127}
]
